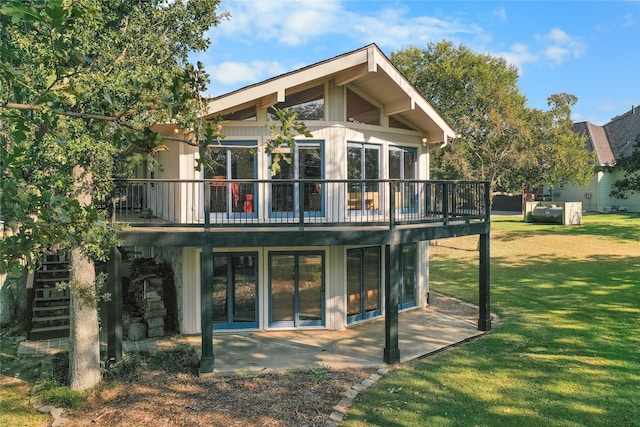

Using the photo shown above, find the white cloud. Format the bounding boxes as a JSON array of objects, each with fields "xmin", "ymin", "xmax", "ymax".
[
  {"xmin": 493, "ymin": 7, "xmax": 507, "ymax": 22},
  {"xmin": 538, "ymin": 28, "xmax": 587, "ymax": 64},
  {"xmin": 213, "ymin": 0, "xmax": 485, "ymax": 50},
  {"xmin": 206, "ymin": 60, "xmax": 287, "ymax": 86},
  {"xmin": 496, "ymin": 43, "xmax": 537, "ymax": 71}
]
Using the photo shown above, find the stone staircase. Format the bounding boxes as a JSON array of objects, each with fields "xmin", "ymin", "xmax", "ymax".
[{"xmin": 28, "ymin": 253, "xmax": 71, "ymax": 340}]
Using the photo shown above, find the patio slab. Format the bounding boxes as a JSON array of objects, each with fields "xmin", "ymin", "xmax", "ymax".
[{"xmin": 18, "ymin": 308, "xmax": 483, "ymax": 373}]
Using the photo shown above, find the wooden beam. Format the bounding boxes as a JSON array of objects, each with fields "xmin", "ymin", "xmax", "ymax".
[
  {"xmin": 478, "ymin": 232, "xmax": 491, "ymax": 331},
  {"xmin": 384, "ymin": 244, "xmax": 400, "ymax": 364},
  {"xmin": 199, "ymin": 246, "xmax": 215, "ymax": 375},
  {"xmin": 385, "ymin": 97, "xmax": 415, "ymax": 116},
  {"xmin": 334, "ymin": 65, "xmax": 370, "ymax": 86}
]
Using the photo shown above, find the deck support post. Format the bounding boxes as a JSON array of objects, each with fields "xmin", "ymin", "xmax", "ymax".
[
  {"xmin": 200, "ymin": 245, "xmax": 215, "ymax": 374},
  {"xmin": 106, "ymin": 246, "xmax": 123, "ymax": 363},
  {"xmin": 384, "ymin": 243, "xmax": 400, "ymax": 364},
  {"xmin": 478, "ymin": 232, "xmax": 491, "ymax": 331}
]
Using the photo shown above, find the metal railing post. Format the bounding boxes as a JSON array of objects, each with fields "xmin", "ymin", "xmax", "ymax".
[
  {"xmin": 389, "ymin": 181, "xmax": 396, "ymax": 230},
  {"xmin": 442, "ymin": 182, "xmax": 449, "ymax": 225},
  {"xmin": 204, "ymin": 181, "xmax": 211, "ymax": 231},
  {"xmin": 298, "ymin": 181, "xmax": 305, "ymax": 231}
]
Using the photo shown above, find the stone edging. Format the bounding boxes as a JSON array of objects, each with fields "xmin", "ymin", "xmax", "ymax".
[{"xmin": 325, "ymin": 367, "xmax": 391, "ymax": 426}]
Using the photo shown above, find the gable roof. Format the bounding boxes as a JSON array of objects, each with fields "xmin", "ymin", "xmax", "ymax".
[
  {"xmin": 573, "ymin": 122, "xmax": 615, "ymax": 165},
  {"xmin": 204, "ymin": 44, "xmax": 457, "ymax": 144},
  {"xmin": 574, "ymin": 105, "xmax": 640, "ymax": 166}
]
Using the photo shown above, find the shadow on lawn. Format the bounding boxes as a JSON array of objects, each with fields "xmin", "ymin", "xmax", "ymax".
[
  {"xmin": 492, "ymin": 213, "xmax": 640, "ymax": 242},
  {"xmin": 348, "ymin": 249, "xmax": 639, "ymax": 426}
]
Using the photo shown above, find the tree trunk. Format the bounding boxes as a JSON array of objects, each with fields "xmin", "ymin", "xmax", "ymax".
[
  {"xmin": 68, "ymin": 165, "xmax": 101, "ymax": 390},
  {"xmin": 69, "ymin": 248, "xmax": 101, "ymax": 390}
]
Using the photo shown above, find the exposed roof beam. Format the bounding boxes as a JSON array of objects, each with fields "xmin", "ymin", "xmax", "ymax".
[
  {"xmin": 335, "ymin": 65, "xmax": 369, "ymax": 86},
  {"xmin": 385, "ymin": 97, "xmax": 415, "ymax": 116},
  {"xmin": 258, "ymin": 90, "xmax": 285, "ymax": 109}
]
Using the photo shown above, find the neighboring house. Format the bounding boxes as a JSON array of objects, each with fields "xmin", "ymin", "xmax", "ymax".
[
  {"xmin": 551, "ymin": 106, "xmax": 640, "ymax": 212},
  {"xmin": 49, "ymin": 44, "xmax": 490, "ymax": 373}
]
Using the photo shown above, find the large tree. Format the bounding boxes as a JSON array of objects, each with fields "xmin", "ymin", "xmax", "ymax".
[
  {"xmin": 391, "ymin": 41, "xmax": 593, "ymax": 201},
  {"xmin": 610, "ymin": 134, "xmax": 640, "ymax": 200},
  {"xmin": 0, "ymin": 0, "xmax": 224, "ymax": 390}
]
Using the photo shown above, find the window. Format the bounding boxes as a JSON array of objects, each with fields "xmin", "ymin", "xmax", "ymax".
[
  {"xmin": 347, "ymin": 143, "xmax": 380, "ymax": 212},
  {"xmin": 347, "ymin": 89, "xmax": 380, "ymax": 125},
  {"xmin": 400, "ymin": 243, "xmax": 417, "ymax": 309},
  {"xmin": 212, "ymin": 253, "xmax": 258, "ymax": 329},
  {"xmin": 270, "ymin": 142, "xmax": 323, "ymax": 217},
  {"xmin": 389, "ymin": 146, "xmax": 418, "ymax": 212},
  {"xmin": 269, "ymin": 251, "xmax": 324, "ymax": 327},
  {"xmin": 204, "ymin": 142, "xmax": 256, "ymax": 217},
  {"xmin": 269, "ymin": 85, "xmax": 325, "ymax": 121},
  {"xmin": 347, "ymin": 246, "xmax": 382, "ymax": 324}
]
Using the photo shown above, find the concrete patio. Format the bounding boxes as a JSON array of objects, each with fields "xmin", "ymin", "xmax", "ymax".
[{"xmin": 18, "ymin": 307, "xmax": 484, "ymax": 373}]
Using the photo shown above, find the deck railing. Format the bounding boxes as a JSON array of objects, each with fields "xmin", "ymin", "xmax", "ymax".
[{"xmin": 107, "ymin": 179, "xmax": 489, "ymax": 230}]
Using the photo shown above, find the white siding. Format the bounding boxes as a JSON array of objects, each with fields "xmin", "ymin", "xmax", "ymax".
[
  {"xmin": 553, "ymin": 170, "xmax": 640, "ymax": 213},
  {"xmin": 181, "ymin": 248, "xmax": 200, "ymax": 334}
]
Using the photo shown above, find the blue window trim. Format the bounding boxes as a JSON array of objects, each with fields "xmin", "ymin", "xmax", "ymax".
[
  {"xmin": 389, "ymin": 146, "xmax": 419, "ymax": 215},
  {"xmin": 347, "ymin": 142, "xmax": 382, "ymax": 216},
  {"xmin": 205, "ymin": 141, "xmax": 259, "ymax": 219},
  {"xmin": 268, "ymin": 250, "xmax": 325, "ymax": 328},
  {"xmin": 399, "ymin": 243, "xmax": 417, "ymax": 310},
  {"xmin": 346, "ymin": 246, "xmax": 382, "ymax": 325},
  {"xmin": 268, "ymin": 141, "xmax": 325, "ymax": 219},
  {"xmin": 211, "ymin": 251, "xmax": 259, "ymax": 330}
]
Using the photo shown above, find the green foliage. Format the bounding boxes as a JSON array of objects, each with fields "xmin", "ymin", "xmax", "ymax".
[
  {"xmin": 103, "ymin": 352, "xmax": 145, "ymax": 383},
  {"xmin": 391, "ymin": 41, "xmax": 594, "ymax": 201},
  {"xmin": 308, "ymin": 365, "xmax": 330, "ymax": 383},
  {"xmin": 267, "ymin": 107, "xmax": 313, "ymax": 176},
  {"xmin": 0, "ymin": 0, "xmax": 223, "ymax": 274},
  {"xmin": 610, "ymin": 134, "xmax": 640, "ymax": 199},
  {"xmin": 146, "ymin": 344, "xmax": 200, "ymax": 375},
  {"xmin": 39, "ymin": 379, "xmax": 87, "ymax": 409}
]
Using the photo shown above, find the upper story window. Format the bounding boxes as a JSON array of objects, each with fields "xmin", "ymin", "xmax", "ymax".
[
  {"xmin": 269, "ymin": 141, "xmax": 324, "ymax": 216},
  {"xmin": 347, "ymin": 88, "xmax": 380, "ymax": 125},
  {"xmin": 204, "ymin": 142, "xmax": 256, "ymax": 216},
  {"xmin": 389, "ymin": 146, "xmax": 418, "ymax": 212},
  {"xmin": 269, "ymin": 85, "xmax": 325, "ymax": 121}
]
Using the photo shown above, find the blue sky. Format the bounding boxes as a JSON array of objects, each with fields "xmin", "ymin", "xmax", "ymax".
[{"xmin": 191, "ymin": 0, "xmax": 640, "ymax": 125}]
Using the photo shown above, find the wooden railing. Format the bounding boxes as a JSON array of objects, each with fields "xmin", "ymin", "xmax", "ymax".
[{"xmin": 107, "ymin": 179, "xmax": 489, "ymax": 230}]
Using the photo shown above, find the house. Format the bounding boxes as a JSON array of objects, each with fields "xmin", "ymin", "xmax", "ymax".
[
  {"xmin": 550, "ymin": 106, "xmax": 640, "ymax": 212},
  {"xmin": 94, "ymin": 44, "xmax": 491, "ymax": 373}
]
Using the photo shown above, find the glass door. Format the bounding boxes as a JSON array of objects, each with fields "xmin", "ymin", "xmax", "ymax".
[
  {"xmin": 270, "ymin": 143, "xmax": 323, "ymax": 218},
  {"xmin": 347, "ymin": 143, "xmax": 380, "ymax": 213},
  {"xmin": 269, "ymin": 251, "xmax": 324, "ymax": 327},
  {"xmin": 389, "ymin": 147, "xmax": 417, "ymax": 213},
  {"xmin": 204, "ymin": 143, "xmax": 256, "ymax": 218},
  {"xmin": 347, "ymin": 247, "xmax": 381, "ymax": 323},
  {"xmin": 212, "ymin": 253, "xmax": 258, "ymax": 329}
]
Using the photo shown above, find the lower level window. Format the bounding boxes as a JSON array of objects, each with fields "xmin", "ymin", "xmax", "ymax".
[
  {"xmin": 269, "ymin": 251, "xmax": 325, "ymax": 327},
  {"xmin": 347, "ymin": 246, "xmax": 382, "ymax": 324},
  {"xmin": 212, "ymin": 253, "xmax": 258, "ymax": 329},
  {"xmin": 400, "ymin": 243, "xmax": 417, "ymax": 309}
]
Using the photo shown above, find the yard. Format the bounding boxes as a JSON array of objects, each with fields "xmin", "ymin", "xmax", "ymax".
[
  {"xmin": 2, "ymin": 214, "xmax": 639, "ymax": 426},
  {"xmin": 345, "ymin": 213, "xmax": 640, "ymax": 426}
]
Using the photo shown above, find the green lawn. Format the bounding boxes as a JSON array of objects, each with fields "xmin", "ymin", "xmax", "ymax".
[{"xmin": 345, "ymin": 214, "xmax": 640, "ymax": 427}]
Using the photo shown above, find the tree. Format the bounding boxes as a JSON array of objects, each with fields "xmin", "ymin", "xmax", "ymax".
[
  {"xmin": 391, "ymin": 41, "xmax": 594, "ymax": 202},
  {"xmin": 1, "ymin": 0, "xmax": 225, "ymax": 390},
  {"xmin": 610, "ymin": 134, "xmax": 640, "ymax": 199}
]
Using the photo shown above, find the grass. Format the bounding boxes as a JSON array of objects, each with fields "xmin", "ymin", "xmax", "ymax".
[
  {"xmin": 0, "ymin": 328, "xmax": 50, "ymax": 426},
  {"xmin": 345, "ymin": 213, "xmax": 640, "ymax": 427}
]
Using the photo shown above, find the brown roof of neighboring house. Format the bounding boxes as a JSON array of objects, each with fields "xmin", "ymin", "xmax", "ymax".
[
  {"xmin": 604, "ymin": 106, "xmax": 640, "ymax": 159},
  {"xmin": 574, "ymin": 105, "xmax": 640, "ymax": 166}
]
